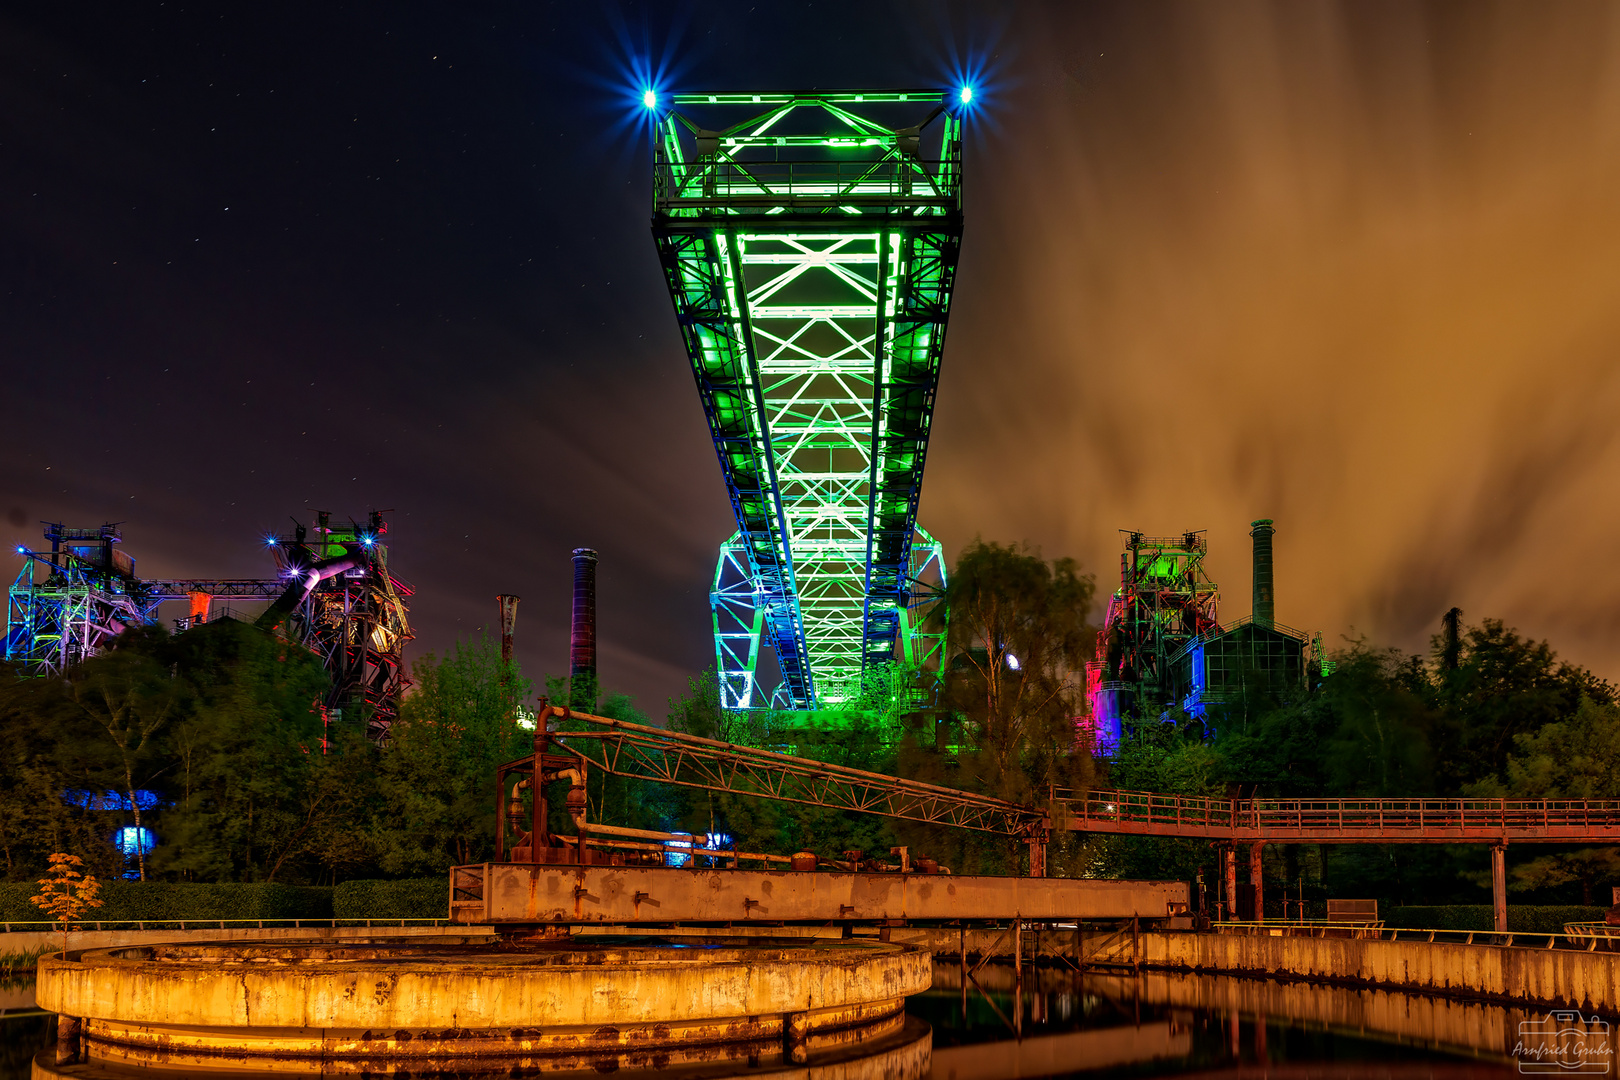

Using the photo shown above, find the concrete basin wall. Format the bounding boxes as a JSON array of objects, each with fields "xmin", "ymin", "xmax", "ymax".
[
  {"xmin": 37, "ymin": 939, "xmax": 930, "ymax": 1030},
  {"xmin": 1091, "ymin": 931, "xmax": 1620, "ymax": 1014}
]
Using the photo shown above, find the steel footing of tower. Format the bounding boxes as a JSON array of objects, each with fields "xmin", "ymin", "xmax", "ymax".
[{"xmin": 651, "ymin": 90, "xmax": 964, "ymax": 712}]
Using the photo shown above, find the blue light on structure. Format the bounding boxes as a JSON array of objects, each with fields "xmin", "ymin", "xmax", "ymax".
[
  {"xmin": 664, "ymin": 833, "xmax": 693, "ymax": 868},
  {"xmin": 959, "ymin": 86, "xmax": 973, "ymax": 104},
  {"xmin": 360, "ymin": 534, "xmax": 375, "ymax": 548},
  {"xmin": 263, "ymin": 534, "xmax": 279, "ymax": 548},
  {"xmin": 117, "ymin": 827, "xmax": 155, "ymax": 857},
  {"xmin": 65, "ymin": 789, "xmax": 161, "ymax": 811},
  {"xmin": 642, "ymin": 89, "xmax": 657, "ymax": 109}
]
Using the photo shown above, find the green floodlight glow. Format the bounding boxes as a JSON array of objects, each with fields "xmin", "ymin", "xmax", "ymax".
[
  {"xmin": 651, "ymin": 90, "xmax": 963, "ymax": 712},
  {"xmin": 643, "ymin": 89, "xmax": 657, "ymax": 109}
]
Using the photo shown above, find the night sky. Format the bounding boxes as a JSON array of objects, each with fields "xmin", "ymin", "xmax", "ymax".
[{"xmin": 7, "ymin": 3, "xmax": 1620, "ymax": 714}]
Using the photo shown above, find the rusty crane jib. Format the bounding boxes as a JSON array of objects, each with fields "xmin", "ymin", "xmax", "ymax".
[{"xmin": 498, "ymin": 704, "xmax": 1053, "ymax": 875}]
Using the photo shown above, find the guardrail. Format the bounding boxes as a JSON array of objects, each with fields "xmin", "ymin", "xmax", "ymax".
[
  {"xmin": 0, "ymin": 918, "xmax": 455, "ymax": 933},
  {"xmin": 1060, "ymin": 789, "xmax": 1620, "ymax": 843},
  {"xmin": 1215, "ymin": 920, "xmax": 1620, "ymax": 952}
]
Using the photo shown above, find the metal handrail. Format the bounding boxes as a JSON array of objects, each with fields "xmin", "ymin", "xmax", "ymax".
[
  {"xmin": 1217, "ymin": 920, "xmax": 1613, "ymax": 952},
  {"xmin": 0, "ymin": 917, "xmax": 454, "ymax": 933},
  {"xmin": 1058, "ymin": 788, "xmax": 1620, "ymax": 840}
]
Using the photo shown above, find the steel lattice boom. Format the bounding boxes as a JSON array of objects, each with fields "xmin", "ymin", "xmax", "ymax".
[
  {"xmin": 651, "ymin": 91, "xmax": 963, "ymax": 710},
  {"xmin": 543, "ymin": 707, "xmax": 1047, "ymax": 839}
]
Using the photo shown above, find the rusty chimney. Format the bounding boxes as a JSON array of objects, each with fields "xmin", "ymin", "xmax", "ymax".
[
  {"xmin": 496, "ymin": 595, "xmax": 520, "ymax": 668},
  {"xmin": 570, "ymin": 549, "xmax": 598, "ymax": 686},
  {"xmin": 1250, "ymin": 519, "xmax": 1275, "ymax": 628}
]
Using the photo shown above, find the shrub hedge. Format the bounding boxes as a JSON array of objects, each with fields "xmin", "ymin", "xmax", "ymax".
[
  {"xmin": 0, "ymin": 882, "xmax": 332, "ymax": 923},
  {"xmin": 333, "ymin": 879, "xmax": 446, "ymax": 920},
  {"xmin": 1388, "ymin": 905, "xmax": 1607, "ymax": 933}
]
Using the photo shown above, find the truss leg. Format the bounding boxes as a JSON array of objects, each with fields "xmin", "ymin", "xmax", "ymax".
[{"xmin": 711, "ymin": 535, "xmax": 766, "ymax": 710}]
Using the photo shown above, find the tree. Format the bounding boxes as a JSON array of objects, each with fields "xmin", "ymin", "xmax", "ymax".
[
  {"xmin": 938, "ymin": 540, "xmax": 1095, "ymax": 804},
  {"xmin": 373, "ymin": 635, "xmax": 531, "ymax": 872},
  {"xmin": 66, "ymin": 629, "xmax": 180, "ymax": 881},
  {"xmin": 32, "ymin": 853, "xmax": 103, "ymax": 959},
  {"xmin": 147, "ymin": 619, "xmax": 334, "ymax": 883},
  {"xmin": 1470, "ymin": 696, "xmax": 1620, "ymax": 800}
]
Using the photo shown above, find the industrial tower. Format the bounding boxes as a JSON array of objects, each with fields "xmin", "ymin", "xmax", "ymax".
[
  {"xmin": 1084, "ymin": 522, "xmax": 1312, "ymax": 752},
  {"xmin": 6, "ymin": 513, "xmax": 412, "ymax": 739},
  {"xmin": 650, "ymin": 90, "xmax": 964, "ymax": 712}
]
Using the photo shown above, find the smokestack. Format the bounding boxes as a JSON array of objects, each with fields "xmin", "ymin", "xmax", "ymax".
[
  {"xmin": 570, "ymin": 549, "xmax": 597, "ymax": 685},
  {"xmin": 1250, "ymin": 519, "xmax": 1275, "ymax": 628},
  {"xmin": 496, "ymin": 595, "xmax": 520, "ymax": 668}
]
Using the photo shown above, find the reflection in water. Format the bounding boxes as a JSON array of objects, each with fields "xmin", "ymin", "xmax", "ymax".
[
  {"xmin": 919, "ymin": 962, "xmax": 1526, "ymax": 1077},
  {"xmin": 3, "ymin": 964, "xmax": 1584, "ymax": 1079}
]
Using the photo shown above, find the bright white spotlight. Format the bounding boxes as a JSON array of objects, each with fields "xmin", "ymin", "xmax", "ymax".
[
  {"xmin": 642, "ymin": 89, "xmax": 657, "ymax": 109},
  {"xmin": 959, "ymin": 86, "xmax": 973, "ymax": 104}
]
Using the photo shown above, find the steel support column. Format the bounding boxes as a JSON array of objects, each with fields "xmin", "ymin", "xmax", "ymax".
[
  {"xmin": 1492, "ymin": 843, "xmax": 1508, "ymax": 934},
  {"xmin": 1249, "ymin": 842, "xmax": 1264, "ymax": 924}
]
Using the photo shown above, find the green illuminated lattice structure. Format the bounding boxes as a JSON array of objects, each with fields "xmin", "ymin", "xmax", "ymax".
[{"xmin": 652, "ymin": 91, "xmax": 963, "ymax": 710}]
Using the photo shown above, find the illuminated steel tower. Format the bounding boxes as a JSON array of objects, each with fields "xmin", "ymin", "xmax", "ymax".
[
  {"xmin": 651, "ymin": 90, "xmax": 964, "ymax": 711},
  {"xmin": 1084, "ymin": 531, "xmax": 1221, "ymax": 752},
  {"xmin": 6, "ymin": 524, "xmax": 158, "ymax": 675},
  {"xmin": 258, "ymin": 510, "xmax": 413, "ymax": 738}
]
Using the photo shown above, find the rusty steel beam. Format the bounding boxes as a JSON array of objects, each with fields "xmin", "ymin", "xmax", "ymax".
[
  {"xmin": 541, "ymin": 707, "xmax": 1049, "ymax": 839},
  {"xmin": 1063, "ymin": 789, "xmax": 1620, "ymax": 844},
  {"xmin": 450, "ymin": 863, "xmax": 1187, "ymax": 925}
]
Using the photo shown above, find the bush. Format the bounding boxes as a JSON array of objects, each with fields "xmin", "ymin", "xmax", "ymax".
[
  {"xmin": 0, "ymin": 881, "xmax": 332, "ymax": 923},
  {"xmin": 333, "ymin": 878, "xmax": 446, "ymax": 920},
  {"xmin": 1388, "ymin": 905, "xmax": 1607, "ymax": 933}
]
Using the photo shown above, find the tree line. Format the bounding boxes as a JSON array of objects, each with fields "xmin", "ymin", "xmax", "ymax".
[{"xmin": 3, "ymin": 539, "xmax": 1614, "ymax": 908}]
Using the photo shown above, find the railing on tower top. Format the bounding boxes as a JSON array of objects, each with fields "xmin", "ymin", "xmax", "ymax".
[{"xmin": 1059, "ymin": 788, "xmax": 1620, "ymax": 842}]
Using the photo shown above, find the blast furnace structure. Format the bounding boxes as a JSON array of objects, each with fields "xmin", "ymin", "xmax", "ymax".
[{"xmin": 1085, "ymin": 519, "xmax": 1314, "ymax": 752}]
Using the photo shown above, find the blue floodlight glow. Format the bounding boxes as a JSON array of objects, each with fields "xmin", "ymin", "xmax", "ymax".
[
  {"xmin": 959, "ymin": 86, "xmax": 973, "ymax": 104},
  {"xmin": 642, "ymin": 89, "xmax": 657, "ymax": 109},
  {"xmin": 361, "ymin": 534, "xmax": 375, "ymax": 548},
  {"xmin": 263, "ymin": 534, "xmax": 279, "ymax": 548},
  {"xmin": 15, "ymin": 546, "xmax": 25, "ymax": 554}
]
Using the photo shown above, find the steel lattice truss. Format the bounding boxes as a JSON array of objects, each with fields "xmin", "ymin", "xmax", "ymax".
[
  {"xmin": 652, "ymin": 92, "xmax": 962, "ymax": 710},
  {"xmin": 547, "ymin": 711, "xmax": 1045, "ymax": 838},
  {"xmin": 5, "ymin": 526, "xmax": 158, "ymax": 676}
]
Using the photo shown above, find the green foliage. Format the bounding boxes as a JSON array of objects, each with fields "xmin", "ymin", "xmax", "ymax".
[
  {"xmin": 371, "ymin": 635, "xmax": 532, "ymax": 874},
  {"xmin": 332, "ymin": 878, "xmax": 445, "ymax": 920},
  {"xmin": 0, "ymin": 881, "xmax": 332, "ymax": 922},
  {"xmin": 149, "ymin": 620, "xmax": 338, "ymax": 882},
  {"xmin": 1469, "ymin": 697, "xmax": 1620, "ymax": 800},
  {"xmin": 1387, "ymin": 905, "xmax": 1606, "ymax": 933},
  {"xmin": 939, "ymin": 540, "xmax": 1095, "ymax": 805}
]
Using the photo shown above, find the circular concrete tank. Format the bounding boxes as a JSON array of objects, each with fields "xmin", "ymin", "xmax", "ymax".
[{"xmin": 33, "ymin": 934, "xmax": 932, "ymax": 1076}]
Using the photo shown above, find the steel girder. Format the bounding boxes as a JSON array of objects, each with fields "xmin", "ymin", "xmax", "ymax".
[{"xmin": 653, "ymin": 91, "xmax": 963, "ymax": 709}]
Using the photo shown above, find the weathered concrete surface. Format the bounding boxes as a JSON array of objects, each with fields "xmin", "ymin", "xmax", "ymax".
[
  {"xmin": 1088, "ymin": 931, "xmax": 1620, "ymax": 1014},
  {"xmin": 929, "ymin": 1022, "xmax": 1191, "ymax": 1079},
  {"xmin": 2, "ymin": 922, "xmax": 487, "ymax": 957},
  {"xmin": 462, "ymin": 863, "xmax": 1187, "ymax": 923},
  {"xmin": 32, "ymin": 1014, "xmax": 936, "ymax": 1080},
  {"xmin": 38, "ymin": 937, "xmax": 929, "ymax": 1030}
]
